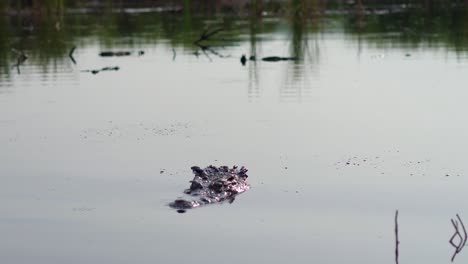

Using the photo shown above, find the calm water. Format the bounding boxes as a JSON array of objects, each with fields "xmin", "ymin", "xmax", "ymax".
[{"xmin": 2, "ymin": 5, "xmax": 468, "ymax": 264}]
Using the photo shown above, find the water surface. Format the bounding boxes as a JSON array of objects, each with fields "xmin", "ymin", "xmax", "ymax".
[{"xmin": 2, "ymin": 4, "xmax": 468, "ymax": 264}]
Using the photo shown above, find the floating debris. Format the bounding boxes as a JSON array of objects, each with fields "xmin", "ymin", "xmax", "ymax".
[
  {"xmin": 99, "ymin": 50, "xmax": 144, "ymax": 57},
  {"xmin": 81, "ymin": 66, "xmax": 120, "ymax": 75},
  {"xmin": 241, "ymin": 54, "xmax": 297, "ymax": 65},
  {"xmin": 262, "ymin": 56, "xmax": 298, "ymax": 62},
  {"xmin": 80, "ymin": 122, "xmax": 191, "ymax": 141}
]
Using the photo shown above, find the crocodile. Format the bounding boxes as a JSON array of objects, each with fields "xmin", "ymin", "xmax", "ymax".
[{"xmin": 169, "ymin": 165, "xmax": 250, "ymax": 213}]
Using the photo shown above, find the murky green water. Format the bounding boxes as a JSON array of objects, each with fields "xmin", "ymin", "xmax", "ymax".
[{"xmin": 2, "ymin": 3, "xmax": 468, "ymax": 264}]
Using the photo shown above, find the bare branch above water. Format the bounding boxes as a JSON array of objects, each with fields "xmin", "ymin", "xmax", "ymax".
[
  {"xmin": 11, "ymin": 48, "xmax": 27, "ymax": 74},
  {"xmin": 395, "ymin": 210, "xmax": 399, "ymax": 264},
  {"xmin": 192, "ymin": 27, "xmax": 231, "ymax": 61},
  {"xmin": 450, "ymin": 214, "xmax": 467, "ymax": 262},
  {"xmin": 69, "ymin": 46, "xmax": 76, "ymax": 64},
  {"xmin": 194, "ymin": 28, "xmax": 224, "ymax": 45}
]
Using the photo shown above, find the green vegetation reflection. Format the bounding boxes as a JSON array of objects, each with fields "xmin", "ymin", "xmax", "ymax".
[{"xmin": 2, "ymin": 1, "xmax": 468, "ymax": 79}]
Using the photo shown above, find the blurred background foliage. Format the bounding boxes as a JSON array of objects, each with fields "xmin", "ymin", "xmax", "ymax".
[{"xmin": 2, "ymin": 0, "xmax": 468, "ymax": 77}]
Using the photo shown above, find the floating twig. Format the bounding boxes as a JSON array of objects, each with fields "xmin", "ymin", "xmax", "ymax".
[
  {"xmin": 99, "ymin": 50, "xmax": 144, "ymax": 57},
  {"xmin": 262, "ymin": 56, "xmax": 299, "ymax": 62},
  {"xmin": 450, "ymin": 214, "xmax": 467, "ymax": 262},
  {"xmin": 395, "ymin": 210, "xmax": 399, "ymax": 264},
  {"xmin": 81, "ymin": 66, "xmax": 120, "ymax": 75}
]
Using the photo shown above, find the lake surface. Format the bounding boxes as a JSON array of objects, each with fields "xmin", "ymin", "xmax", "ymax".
[{"xmin": 2, "ymin": 5, "xmax": 468, "ymax": 264}]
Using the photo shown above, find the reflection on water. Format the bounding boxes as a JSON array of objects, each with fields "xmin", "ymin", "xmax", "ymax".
[{"xmin": 2, "ymin": 2, "xmax": 468, "ymax": 100}]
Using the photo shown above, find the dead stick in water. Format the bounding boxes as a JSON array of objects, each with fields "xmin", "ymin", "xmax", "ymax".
[
  {"xmin": 11, "ymin": 49, "xmax": 27, "ymax": 74},
  {"xmin": 194, "ymin": 28, "xmax": 224, "ymax": 44},
  {"xmin": 69, "ymin": 46, "xmax": 77, "ymax": 64},
  {"xmin": 458, "ymin": 214, "xmax": 468, "ymax": 249},
  {"xmin": 395, "ymin": 210, "xmax": 399, "ymax": 264},
  {"xmin": 450, "ymin": 214, "xmax": 467, "ymax": 262}
]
